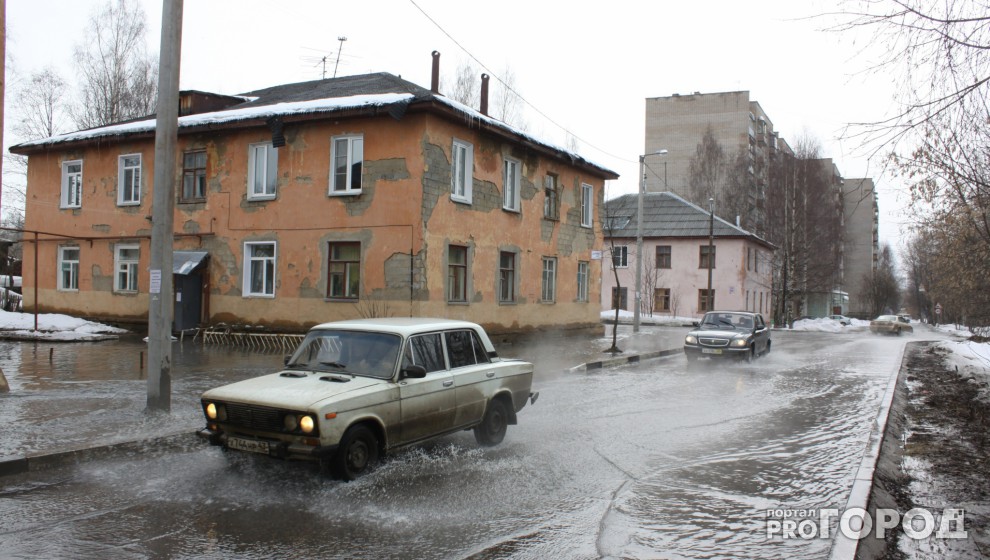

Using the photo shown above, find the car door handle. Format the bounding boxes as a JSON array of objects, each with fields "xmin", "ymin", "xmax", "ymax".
[
  {"xmin": 443, "ymin": 380, "xmax": 454, "ymax": 387},
  {"xmin": 485, "ymin": 371, "xmax": 495, "ymax": 378}
]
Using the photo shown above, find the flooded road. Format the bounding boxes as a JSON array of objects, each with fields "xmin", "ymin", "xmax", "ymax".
[{"xmin": 0, "ymin": 330, "xmax": 924, "ymax": 558}]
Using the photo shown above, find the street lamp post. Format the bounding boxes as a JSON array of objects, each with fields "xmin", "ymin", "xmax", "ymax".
[
  {"xmin": 633, "ymin": 149, "xmax": 668, "ymax": 333},
  {"xmin": 707, "ymin": 197, "xmax": 714, "ymax": 312}
]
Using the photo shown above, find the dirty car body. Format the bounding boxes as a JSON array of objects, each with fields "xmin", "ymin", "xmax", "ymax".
[
  {"xmin": 197, "ymin": 318, "xmax": 538, "ymax": 479},
  {"xmin": 684, "ymin": 311, "xmax": 771, "ymax": 362}
]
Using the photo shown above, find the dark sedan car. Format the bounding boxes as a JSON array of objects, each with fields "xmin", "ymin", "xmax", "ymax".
[{"xmin": 684, "ymin": 311, "xmax": 772, "ymax": 363}]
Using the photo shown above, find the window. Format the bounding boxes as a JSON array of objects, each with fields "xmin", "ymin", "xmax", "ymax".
[
  {"xmin": 543, "ymin": 174, "xmax": 559, "ymax": 220},
  {"xmin": 654, "ymin": 288, "xmax": 670, "ymax": 312},
  {"xmin": 248, "ymin": 142, "xmax": 278, "ymax": 199},
  {"xmin": 746, "ymin": 290, "xmax": 751, "ymax": 311},
  {"xmin": 577, "ymin": 261, "xmax": 589, "ymax": 302},
  {"xmin": 328, "ymin": 242, "xmax": 360, "ymax": 299},
  {"xmin": 612, "ymin": 287, "xmax": 628, "ymax": 310},
  {"xmin": 402, "ymin": 333, "xmax": 446, "ymax": 373},
  {"xmin": 58, "ymin": 246, "xmax": 80, "ymax": 291},
  {"xmin": 541, "ymin": 257, "xmax": 557, "ymax": 303},
  {"xmin": 700, "ymin": 245, "xmax": 716, "ymax": 269},
  {"xmin": 331, "ymin": 135, "xmax": 363, "ymax": 194},
  {"xmin": 115, "ymin": 244, "xmax": 140, "ymax": 293},
  {"xmin": 61, "ymin": 160, "xmax": 82, "ymax": 208},
  {"xmin": 747, "ymin": 247, "xmax": 753, "ymax": 271},
  {"xmin": 118, "ymin": 154, "xmax": 141, "ymax": 205},
  {"xmin": 244, "ymin": 242, "xmax": 276, "ymax": 297},
  {"xmin": 448, "ymin": 245, "xmax": 468, "ymax": 302},
  {"xmin": 503, "ymin": 157, "xmax": 520, "ymax": 212},
  {"xmin": 656, "ymin": 245, "xmax": 672, "ymax": 269},
  {"xmin": 581, "ymin": 183, "xmax": 593, "ymax": 227},
  {"xmin": 451, "ymin": 139, "xmax": 473, "ymax": 203},
  {"xmin": 699, "ymin": 289, "xmax": 715, "ymax": 312},
  {"xmin": 498, "ymin": 251, "xmax": 515, "ymax": 303},
  {"xmin": 612, "ymin": 246, "xmax": 628, "ymax": 268},
  {"xmin": 445, "ymin": 330, "xmax": 490, "ymax": 368},
  {"xmin": 181, "ymin": 150, "xmax": 207, "ymax": 202}
]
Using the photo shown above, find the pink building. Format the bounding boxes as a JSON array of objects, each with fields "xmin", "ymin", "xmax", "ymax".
[{"xmin": 602, "ymin": 192, "xmax": 774, "ymax": 319}]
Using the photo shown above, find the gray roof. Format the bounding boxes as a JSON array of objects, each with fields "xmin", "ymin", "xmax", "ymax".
[{"xmin": 604, "ymin": 191, "xmax": 773, "ymax": 249}]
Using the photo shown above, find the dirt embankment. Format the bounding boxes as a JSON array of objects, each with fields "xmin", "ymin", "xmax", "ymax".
[{"xmin": 860, "ymin": 342, "xmax": 990, "ymax": 559}]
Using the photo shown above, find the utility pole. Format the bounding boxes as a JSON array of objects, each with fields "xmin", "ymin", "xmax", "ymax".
[
  {"xmin": 707, "ymin": 197, "xmax": 715, "ymax": 312},
  {"xmin": 147, "ymin": 0, "xmax": 183, "ymax": 412}
]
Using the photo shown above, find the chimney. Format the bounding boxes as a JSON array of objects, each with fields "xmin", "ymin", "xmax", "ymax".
[
  {"xmin": 431, "ymin": 51, "xmax": 441, "ymax": 93},
  {"xmin": 480, "ymin": 73, "xmax": 490, "ymax": 116}
]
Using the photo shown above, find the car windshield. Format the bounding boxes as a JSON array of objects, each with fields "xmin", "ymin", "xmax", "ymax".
[
  {"xmin": 699, "ymin": 312, "xmax": 754, "ymax": 331},
  {"xmin": 286, "ymin": 329, "xmax": 401, "ymax": 379},
  {"xmin": 875, "ymin": 315, "xmax": 897, "ymax": 322}
]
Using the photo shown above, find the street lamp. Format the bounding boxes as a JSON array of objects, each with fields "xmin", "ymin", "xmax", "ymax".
[
  {"xmin": 707, "ymin": 197, "xmax": 714, "ymax": 312},
  {"xmin": 633, "ymin": 149, "xmax": 668, "ymax": 333}
]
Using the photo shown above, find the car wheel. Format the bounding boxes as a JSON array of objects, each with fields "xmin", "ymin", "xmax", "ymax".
[
  {"xmin": 474, "ymin": 398, "xmax": 509, "ymax": 447},
  {"xmin": 744, "ymin": 345, "xmax": 755, "ymax": 363},
  {"xmin": 762, "ymin": 341, "xmax": 771, "ymax": 356},
  {"xmin": 328, "ymin": 425, "xmax": 379, "ymax": 481}
]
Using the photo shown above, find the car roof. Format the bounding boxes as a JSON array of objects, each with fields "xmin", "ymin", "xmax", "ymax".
[{"xmin": 308, "ymin": 317, "xmax": 484, "ymax": 336}]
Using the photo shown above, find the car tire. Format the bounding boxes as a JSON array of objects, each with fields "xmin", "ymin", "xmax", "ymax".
[
  {"xmin": 474, "ymin": 398, "xmax": 509, "ymax": 447},
  {"xmin": 328, "ymin": 425, "xmax": 379, "ymax": 481},
  {"xmin": 744, "ymin": 346, "xmax": 755, "ymax": 363},
  {"xmin": 762, "ymin": 341, "xmax": 771, "ymax": 356}
]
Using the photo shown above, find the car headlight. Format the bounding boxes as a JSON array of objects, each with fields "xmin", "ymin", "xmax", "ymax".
[
  {"xmin": 204, "ymin": 402, "xmax": 226, "ymax": 421},
  {"xmin": 730, "ymin": 338, "xmax": 749, "ymax": 348},
  {"xmin": 299, "ymin": 415, "xmax": 315, "ymax": 434},
  {"xmin": 685, "ymin": 335, "xmax": 697, "ymax": 344},
  {"xmin": 283, "ymin": 414, "xmax": 298, "ymax": 432}
]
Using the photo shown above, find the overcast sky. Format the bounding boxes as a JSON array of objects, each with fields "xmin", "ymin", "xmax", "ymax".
[{"xmin": 4, "ymin": 0, "xmax": 910, "ymax": 248}]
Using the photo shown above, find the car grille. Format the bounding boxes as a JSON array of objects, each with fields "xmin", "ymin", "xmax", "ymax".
[
  {"xmin": 699, "ymin": 337, "xmax": 730, "ymax": 347},
  {"xmin": 224, "ymin": 403, "xmax": 284, "ymax": 432}
]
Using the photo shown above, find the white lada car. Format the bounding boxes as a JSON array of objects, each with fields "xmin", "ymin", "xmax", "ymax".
[{"xmin": 197, "ymin": 318, "xmax": 538, "ymax": 480}]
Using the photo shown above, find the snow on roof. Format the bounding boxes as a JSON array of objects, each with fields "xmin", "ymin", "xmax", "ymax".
[{"xmin": 14, "ymin": 93, "xmax": 415, "ymax": 149}]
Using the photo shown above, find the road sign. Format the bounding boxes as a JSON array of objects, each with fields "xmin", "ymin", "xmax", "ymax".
[{"xmin": 935, "ymin": 303, "xmax": 943, "ymax": 316}]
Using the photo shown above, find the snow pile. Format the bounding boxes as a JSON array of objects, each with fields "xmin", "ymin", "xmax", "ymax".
[
  {"xmin": 0, "ymin": 310, "xmax": 128, "ymax": 341},
  {"xmin": 600, "ymin": 309, "xmax": 697, "ymax": 326},
  {"xmin": 791, "ymin": 317, "xmax": 846, "ymax": 333},
  {"xmin": 941, "ymin": 339, "xmax": 990, "ymax": 405}
]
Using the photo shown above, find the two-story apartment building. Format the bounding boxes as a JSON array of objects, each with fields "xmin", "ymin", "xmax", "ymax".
[
  {"xmin": 10, "ymin": 64, "xmax": 618, "ymax": 337},
  {"xmin": 602, "ymin": 192, "xmax": 774, "ymax": 319}
]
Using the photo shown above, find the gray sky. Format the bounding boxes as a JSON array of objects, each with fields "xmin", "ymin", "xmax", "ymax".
[{"xmin": 4, "ymin": 0, "xmax": 910, "ymax": 247}]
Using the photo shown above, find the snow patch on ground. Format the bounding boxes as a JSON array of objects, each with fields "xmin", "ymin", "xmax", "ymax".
[{"xmin": 0, "ymin": 310, "xmax": 128, "ymax": 341}]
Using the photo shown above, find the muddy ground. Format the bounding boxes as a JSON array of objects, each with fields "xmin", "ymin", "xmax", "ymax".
[{"xmin": 859, "ymin": 341, "xmax": 990, "ymax": 559}]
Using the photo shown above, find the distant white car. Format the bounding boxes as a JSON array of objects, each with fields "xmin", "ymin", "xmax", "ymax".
[
  {"xmin": 829, "ymin": 314, "xmax": 852, "ymax": 326},
  {"xmin": 198, "ymin": 318, "xmax": 538, "ymax": 479}
]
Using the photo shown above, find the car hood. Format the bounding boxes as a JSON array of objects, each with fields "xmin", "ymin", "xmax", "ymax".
[
  {"xmin": 201, "ymin": 371, "xmax": 386, "ymax": 409},
  {"xmin": 688, "ymin": 328, "xmax": 749, "ymax": 339}
]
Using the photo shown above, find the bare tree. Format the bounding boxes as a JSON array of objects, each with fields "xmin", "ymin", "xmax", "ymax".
[
  {"xmin": 601, "ymin": 194, "xmax": 632, "ymax": 353},
  {"xmin": 836, "ymin": 0, "xmax": 990, "ymax": 151},
  {"xmin": 14, "ymin": 67, "xmax": 70, "ymax": 140},
  {"xmin": 687, "ymin": 126, "xmax": 726, "ymax": 207},
  {"xmin": 724, "ymin": 146, "xmax": 757, "ymax": 231},
  {"xmin": 490, "ymin": 65, "xmax": 526, "ymax": 130},
  {"xmin": 73, "ymin": 0, "xmax": 158, "ymax": 129},
  {"xmin": 862, "ymin": 243, "xmax": 901, "ymax": 316},
  {"xmin": 444, "ymin": 61, "xmax": 479, "ymax": 109}
]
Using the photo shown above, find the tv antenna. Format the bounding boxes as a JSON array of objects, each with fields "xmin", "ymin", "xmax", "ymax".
[{"xmin": 333, "ymin": 36, "xmax": 347, "ymax": 78}]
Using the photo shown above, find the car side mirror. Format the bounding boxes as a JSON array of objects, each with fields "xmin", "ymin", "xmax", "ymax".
[
  {"xmin": 401, "ymin": 364, "xmax": 427, "ymax": 379},
  {"xmin": 692, "ymin": 321, "xmax": 700, "ymax": 327}
]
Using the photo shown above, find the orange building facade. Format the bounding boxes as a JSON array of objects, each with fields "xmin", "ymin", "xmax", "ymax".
[{"xmin": 11, "ymin": 73, "xmax": 618, "ymax": 337}]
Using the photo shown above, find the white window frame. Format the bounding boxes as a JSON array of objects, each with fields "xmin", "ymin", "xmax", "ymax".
[
  {"xmin": 330, "ymin": 135, "xmax": 363, "ymax": 195},
  {"xmin": 502, "ymin": 157, "xmax": 520, "ymax": 212},
  {"xmin": 577, "ymin": 261, "xmax": 589, "ymax": 302},
  {"xmin": 612, "ymin": 246, "xmax": 629, "ymax": 268},
  {"xmin": 114, "ymin": 244, "xmax": 140, "ymax": 293},
  {"xmin": 243, "ymin": 241, "xmax": 277, "ymax": 298},
  {"xmin": 541, "ymin": 257, "xmax": 557, "ymax": 303},
  {"xmin": 247, "ymin": 142, "xmax": 278, "ymax": 200},
  {"xmin": 58, "ymin": 246, "xmax": 80, "ymax": 291},
  {"xmin": 117, "ymin": 154, "xmax": 141, "ymax": 206},
  {"xmin": 61, "ymin": 160, "xmax": 83, "ymax": 209},
  {"xmin": 581, "ymin": 183, "xmax": 594, "ymax": 227},
  {"xmin": 451, "ymin": 138, "xmax": 473, "ymax": 204}
]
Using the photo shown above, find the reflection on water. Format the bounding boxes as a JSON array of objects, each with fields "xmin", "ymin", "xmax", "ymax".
[{"xmin": 0, "ymin": 337, "xmax": 284, "ymax": 459}]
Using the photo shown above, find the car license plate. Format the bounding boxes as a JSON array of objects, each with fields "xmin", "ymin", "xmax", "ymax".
[
  {"xmin": 702, "ymin": 348, "xmax": 722, "ymax": 355},
  {"xmin": 227, "ymin": 437, "xmax": 270, "ymax": 455}
]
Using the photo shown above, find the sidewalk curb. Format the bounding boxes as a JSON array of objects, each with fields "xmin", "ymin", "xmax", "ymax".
[
  {"xmin": 567, "ymin": 347, "xmax": 683, "ymax": 373},
  {"xmin": 828, "ymin": 343, "xmax": 908, "ymax": 559},
  {"xmin": 0, "ymin": 431, "xmax": 196, "ymax": 477}
]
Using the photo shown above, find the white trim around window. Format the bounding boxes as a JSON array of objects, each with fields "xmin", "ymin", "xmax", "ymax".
[
  {"xmin": 247, "ymin": 142, "xmax": 278, "ymax": 200},
  {"xmin": 243, "ymin": 241, "xmax": 277, "ymax": 298},
  {"xmin": 117, "ymin": 154, "xmax": 141, "ymax": 206},
  {"xmin": 502, "ymin": 157, "xmax": 520, "ymax": 212},
  {"xmin": 541, "ymin": 256, "xmax": 557, "ymax": 303},
  {"xmin": 61, "ymin": 160, "xmax": 83, "ymax": 209},
  {"xmin": 330, "ymin": 134, "xmax": 364, "ymax": 195},
  {"xmin": 58, "ymin": 246, "xmax": 80, "ymax": 291},
  {"xmin": 581, "ymin": 183, "xmax": 594, "ymax": 227},
  {"xmin": 114, "ymin": 244, "xmax": 140, "ymax": 293},
  {"xmin": 451, "ymin": 138, "xmax": 473, "ymax": 204}
]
